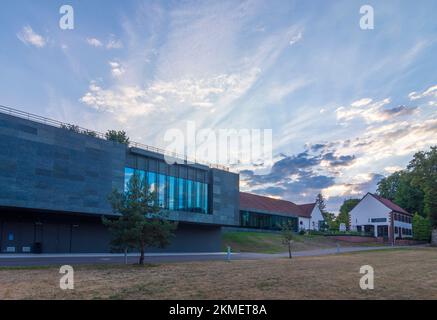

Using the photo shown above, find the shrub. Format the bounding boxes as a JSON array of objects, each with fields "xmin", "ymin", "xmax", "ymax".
[
  {"xmin": 412, "ymin": 212, "xmax": 432, "ymax": 241},
  {"xmin": 105, "ymin": 130, "xmax": 130, "ymax": 144},
  {"xmin": 60, "ymin": 123, "xmax": 80, "ymax": 133}
]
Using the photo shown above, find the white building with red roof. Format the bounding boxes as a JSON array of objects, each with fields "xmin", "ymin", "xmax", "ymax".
[
  {"xmin": 350, "ymin": 193, "xmax": 413, "ymax": 242},
  {"xmin": 298, "ymin": 203, "xmax": 325, "ymax": 231}
]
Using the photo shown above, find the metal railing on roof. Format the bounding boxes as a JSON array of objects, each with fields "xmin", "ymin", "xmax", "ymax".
[{"xmin": 0, "ymin": 104, "xmax": 229, "ymax": 171}]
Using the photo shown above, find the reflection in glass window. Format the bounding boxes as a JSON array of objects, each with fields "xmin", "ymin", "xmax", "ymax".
[
  {"xmin": 158, "ymin": 174, "xmax": 166, "ymax": 208},
  {"xmin": 178, "ymin": 178, "xmax": 185, "ymax": 210},
  {"xmin": 147, "ymin": 172, "xmax": 156, "ymax": 192},
  {"xmin": 124, "ymin": 167, "xmax": 210, "ymax": 214},
  {"xmin": 239, "ymin": 210, "xmax": 298, "ymax": 231},
  {"xmin": 168, "ymin": 176, "xmax": 175, "ymax": 210},
  {"xmin": 187, "ymin": 180, "xmax": 193, "ymax": 210},
  {"xmin": 195, "ymin": 181, "xmax": 201, "ymax": 212},
  {"xmin": 124, "ymin": 167, "xmax": 134, "ymax": 191}
]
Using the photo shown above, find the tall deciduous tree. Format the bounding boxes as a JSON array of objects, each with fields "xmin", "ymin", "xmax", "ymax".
[
  {"xmin": 103, "ymin": 172, "xmax": 177, "ymax": 264},
  {"xmin": 337, "ymin": 198, "xmax": 360, "ymax": 230},
  {"xmin": 408, "ymin": 146, "xmax": 437, "ymax": 241},
  {"xmin": 377, "ymin": 171, "xmax": 402, "ymax": 200},
  {"xmin": 315, "ymin": 193, "xmax": 327, "ymax": 214}
]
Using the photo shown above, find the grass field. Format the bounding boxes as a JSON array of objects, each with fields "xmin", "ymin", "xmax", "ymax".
[
  {"xmin": 1, "ymin": 247, "xmax": 436, "ymax": 299},
  {"xmin": 222, "ymin": 231, "xmax": 382, "ymax": 253}
]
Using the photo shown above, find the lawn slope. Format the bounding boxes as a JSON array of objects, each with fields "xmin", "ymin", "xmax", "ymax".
[{"xmin": 222, "ymin": 231, "xmax": 381, "ymax": 253}]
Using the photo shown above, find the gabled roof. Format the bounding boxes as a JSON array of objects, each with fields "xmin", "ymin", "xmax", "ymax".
[
  {"xmin": 298, "ymin": 203, "xmax": 317, "ymax": 218},
  {"xmin": 369, "ymin": 193, "xmax": 411, "ymax": 215},
  {"xmin": 239, "ymin": 192, "xmax": 304, "ymax": 217}
]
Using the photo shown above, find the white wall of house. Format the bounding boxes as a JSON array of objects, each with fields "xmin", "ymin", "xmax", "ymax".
[
  {"xmin": 298, "ymin": 217, "xmax": 310, "ymax": 230},
  {"xmin": 311, "ymin": 207, "xmax": 325, "ymax": 230},
  {"xmin": 298, "ymin": 207, "xmax": 325, "ymax": 231},
  {"xmin": 350, "ymin": 194, "xmax": 391, "ymax": 236},
  {"xmin": 350, "ymin": 193, "xmax": 412, "ymax": 238}
]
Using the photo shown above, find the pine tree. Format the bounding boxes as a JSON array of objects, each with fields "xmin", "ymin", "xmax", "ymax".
[{"xmin": 103, "ymin": 171, "xmax": 177, "ymax": 264}]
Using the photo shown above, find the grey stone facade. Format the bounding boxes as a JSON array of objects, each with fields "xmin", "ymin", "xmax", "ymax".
[
  {"xmin": 0, "ymin": 112, "xmax": 125, "ymax": 215},
  {"xmin": 0, "ymin": 111, "xmax": 239, "ymax": 253}
]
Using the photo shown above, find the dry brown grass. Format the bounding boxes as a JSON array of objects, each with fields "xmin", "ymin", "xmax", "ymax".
[{"xmin": 1, "ymin": 248, "xmax": 437, "ymax": 300}]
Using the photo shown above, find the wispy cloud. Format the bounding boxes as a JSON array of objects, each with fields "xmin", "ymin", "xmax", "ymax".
[
  {"xmin": 409, "ymin": 84, "xmax": 437, "ymax": 102},
  {"xmin": 336, "ymin": 98, "xmax": 418, "ymax": 124},
  {"xmin": 17, "ymin": 26, "xmax": 46, "ymax": 48},
  {"xmin": 86, "ymin": 37, "xmax": 103, "ymax": 47}
]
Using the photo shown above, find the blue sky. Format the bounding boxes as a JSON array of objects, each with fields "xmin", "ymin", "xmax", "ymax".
[{"xmin": 1, "ymin": 0, "xmax": 436, "ymax": 212}]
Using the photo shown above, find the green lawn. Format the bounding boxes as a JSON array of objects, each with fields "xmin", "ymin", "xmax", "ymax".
[{"xmin": 222, "ymin": 231, "xmax": 382, "ymax": 253}]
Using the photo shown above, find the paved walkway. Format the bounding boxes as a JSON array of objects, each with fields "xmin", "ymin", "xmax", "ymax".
[{"xmin": 0, "ymin": 245, "xmax": 411, "ymax": 267}]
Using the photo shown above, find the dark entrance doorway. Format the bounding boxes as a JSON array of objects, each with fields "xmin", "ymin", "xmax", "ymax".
[{"xmin": 377, "ymin": 225, "xmax": 388, "ymax": 238}]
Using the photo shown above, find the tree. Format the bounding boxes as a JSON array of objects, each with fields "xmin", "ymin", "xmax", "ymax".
[
  {"xmin": 412, "ymin": 213, "xmax": 432, "ymax": 241},
  {"xmin": 394, "ymin": 172, "xmax": 424, "ymax": 217},
  {"xmin": 105, "ymin": 130, "xmax": 130, "ymax": 144},
  {"xmin": 103, "ymin": 171, "xmax": 177, "ymax": 264},
  {"xmin": 408, "ymin": 146, "xmax": 437, "ymax": 245},
  {"xmin": 323, "ymin": 212, "xmax": 336, "ymax": 231},
  {"xmin": 376, "ymin": 171, "xmax": 401, "ymax": 200},
  {"xmin": 280, "ymin": 221, "xmax": 294, "ymax": 259},
  {"xmin": 60, "ymin": 123, "xmax": 80, "ymax": 133},
  {"xmin": 337, "ymin": 198, "xmax": 360, "ymax": 230},
  {"xmin": 315, "ymin": 193, "xmax": 327, "ymax": 214}
]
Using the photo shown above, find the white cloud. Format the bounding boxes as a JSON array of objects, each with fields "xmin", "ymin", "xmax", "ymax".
[
  {"xmin": 17, "ymin": 26, "xmax": 46, "ymax": 48},
  {"xmin": 408, "ymin": 84, "xmax": 437, "ymax": 101},
  {"xmin": 86, "ymin": 37, "xmax": 103, "ymax": 47},
  {"xmin": 80, "ymin": 68, "xmax": 260, "ymax": 121},
  {"xmin": 336, "ymin": 98, "xmax": 419, "ymax": 124},
  {"xmin": 351, "ymin": 98, "xmax": 372, "ymax": 107},
  {"xmin": 289, "ymin": 31, "xmax": 303, "ymax": 46},
  {"xmin": 106, "ymin": 37, "xmax": 123, "ymax": 49},
  {"xmin": 109, "ymin": 61, "xmax": 125, "ymax": 77}
]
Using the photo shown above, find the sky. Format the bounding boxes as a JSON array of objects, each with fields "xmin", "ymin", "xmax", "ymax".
[{"xmin": 0, "ymin": 0, "xmax": 436, "ymax": 212}]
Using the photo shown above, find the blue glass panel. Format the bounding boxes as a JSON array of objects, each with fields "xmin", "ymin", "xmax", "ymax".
[
  {"xmin": 195, "ymin": 181, "xmax": 201, "ymax": 212},
  {"xmin": 147, "ymin": 171, "xmax": 156, "ymax": 192},
  {"xmin": 203, "ymin": 183, "xmax": 208, "ymax": 214},
  {"xmin": 124, "ymin": 167, "xmax": 135, "ymax": 191},
  {"xmin": 187, "ymin": 180, "xmax": 193, "ymax": 210},
  {"xmin": 177, "ymin": 178, "xmax": 184, "ymax": 210},
  {"xmin": 158, "ymin": 174, "xmax": 166, "ymax": 208},
  {"xmin": 168, "ymin": 176, "xmax": 176, "ymax": 210}
]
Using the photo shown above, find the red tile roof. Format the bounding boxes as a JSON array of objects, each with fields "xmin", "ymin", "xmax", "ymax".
[
  {"xmin": 240, "ymin": 192, "xmax": 310, "ymax": 217},
  {"xmin": 298, "ymin": 203, "xmax": 317, "ymax": 218},
  {"xmin": 370, "ymin": 193, "xmax": 411, "ymax": 215}
]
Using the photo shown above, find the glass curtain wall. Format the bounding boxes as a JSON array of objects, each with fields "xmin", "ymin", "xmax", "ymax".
[
  {"xmin": 240, "ymin": 210, "xmax": 298, "ymax": 231},
  {"xmin": 124, "ymin": 167, "xmax": 209, "ymax": 214}
]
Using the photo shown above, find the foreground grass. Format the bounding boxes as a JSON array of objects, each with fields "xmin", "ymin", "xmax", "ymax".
[
  {"xmin": 222, "ymin": 231, "xmax": 382, "ymax": 253},
  {"xmin": 1, "ymin": 248, "xmax": 436, "ymax": 299}
]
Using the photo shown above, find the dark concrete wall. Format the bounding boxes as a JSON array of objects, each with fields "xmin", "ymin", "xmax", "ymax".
[
  {"xmin": 0, "ymin": 209, "xmax": 222, "ymax": 253},
  {"xmin": 0, "ymin": 112, "xmax": 126, "ymax": 215}
]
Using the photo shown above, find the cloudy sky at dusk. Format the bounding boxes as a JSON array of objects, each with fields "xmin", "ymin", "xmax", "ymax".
[{"xmin": 0, "ymin": 0, "xmax": 436, "ymax": 212}]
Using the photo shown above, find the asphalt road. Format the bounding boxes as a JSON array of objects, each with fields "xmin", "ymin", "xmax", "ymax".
[{"xmin": 0, "ymin": 245, "xmax": 404, "ymax": 267}]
